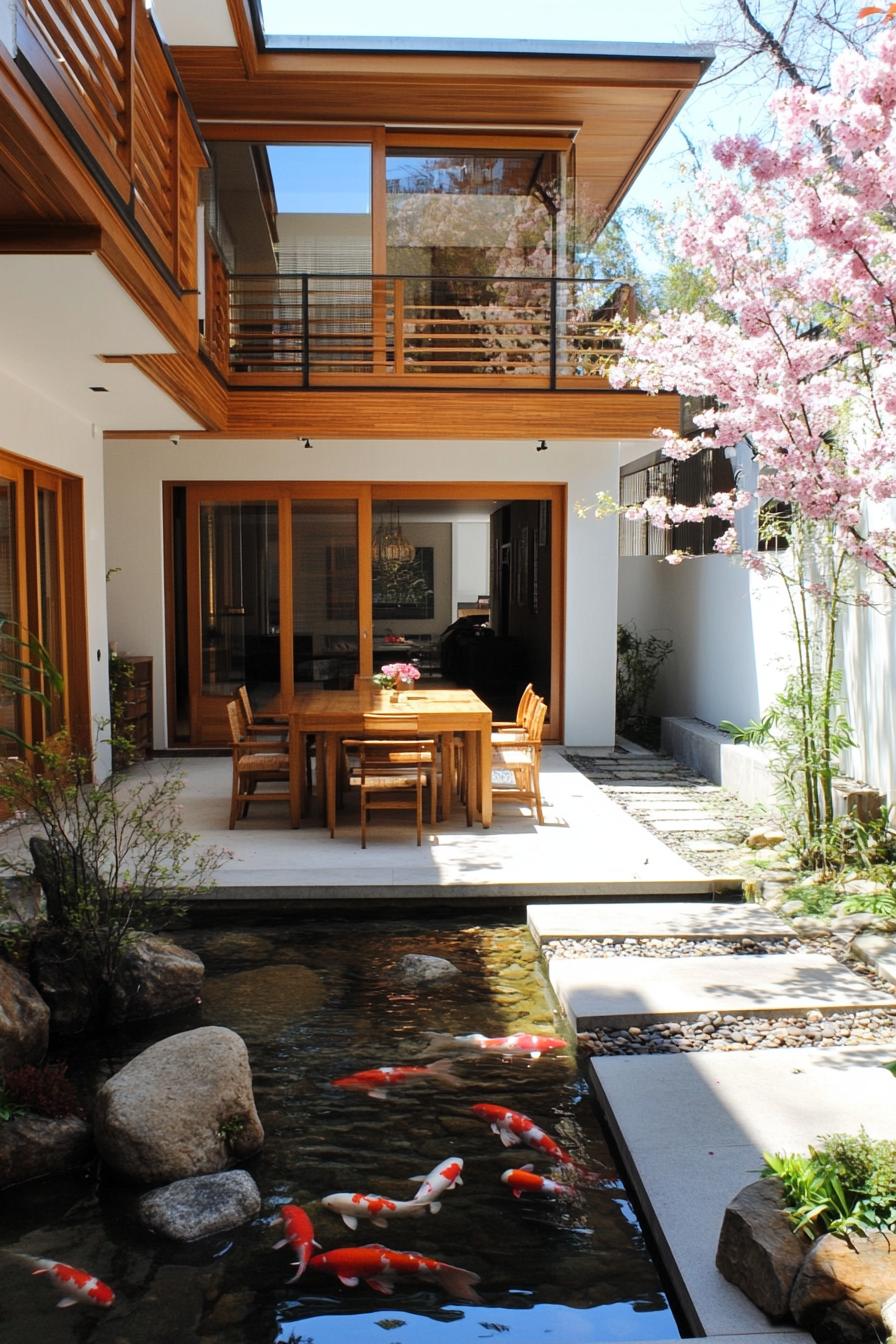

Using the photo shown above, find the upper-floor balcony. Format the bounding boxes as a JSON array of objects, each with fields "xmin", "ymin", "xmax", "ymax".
[{"xmin": 203, "ymin": 265, "xmax": 634, "ymax": 390}]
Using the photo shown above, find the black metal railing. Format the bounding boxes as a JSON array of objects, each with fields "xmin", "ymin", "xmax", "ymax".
[{"xmin": 216, "ymin": 271, "xmax": 635, "ymax": 387}]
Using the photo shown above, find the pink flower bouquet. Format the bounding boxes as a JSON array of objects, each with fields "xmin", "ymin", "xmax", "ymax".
[{"xmin": 373, "ymin": 661, "xmax": 421, "ymax": 691}]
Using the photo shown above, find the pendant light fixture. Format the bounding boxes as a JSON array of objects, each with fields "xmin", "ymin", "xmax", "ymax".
[{"xmin": 372, "ymin": 501, "xmax": 416, "ymax": 564}]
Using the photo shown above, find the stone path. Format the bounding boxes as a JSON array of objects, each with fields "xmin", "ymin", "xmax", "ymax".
[
  {"xmin": 565, "ymin": 748, "xmax": 766, "ymax": 877},
  {"xmin": 530, "ymin": 898, "xmax": 896, "ymax": 1340}
]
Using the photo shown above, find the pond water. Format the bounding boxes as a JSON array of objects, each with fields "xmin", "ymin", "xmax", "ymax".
[{"xmin": 0, "ymin": 915, "xmax": 681, "ymax": 1344}]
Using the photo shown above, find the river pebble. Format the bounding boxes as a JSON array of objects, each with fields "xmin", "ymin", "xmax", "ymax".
[
  {"xmin": 543, "ymin": 936, "xmax": 798, "ymax": 960},
  {"xmin": 577, "ymin": 1008, "xmax": 896, "ymax": 1056}
]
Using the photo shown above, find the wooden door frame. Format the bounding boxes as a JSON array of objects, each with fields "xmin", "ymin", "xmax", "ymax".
[{"xmin": 169, "ymin": 479, "xmax": 565, "ymax": 745}]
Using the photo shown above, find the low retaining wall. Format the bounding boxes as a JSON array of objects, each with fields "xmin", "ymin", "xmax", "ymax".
[{"xmin": 660, "ymin": 717, "xmax": 887, "ymax": 818}]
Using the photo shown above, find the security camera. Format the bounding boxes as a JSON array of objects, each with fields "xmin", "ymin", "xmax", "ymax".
[{"xmin": 170, "ymin": 434, "xmax": 180, "ymax": 446}]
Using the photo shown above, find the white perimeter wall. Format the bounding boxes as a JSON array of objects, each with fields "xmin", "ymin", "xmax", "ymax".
[
  {"xmin": 619, "ymin": 536, "xmax": 896, "ymax": 807},
  {"xmin": 103, "ymin": 437, "xmax": 634, "ymax": 747},
  {"xmin": 0, "ymin": 368, "xmax": 110, "ymax": 771}
]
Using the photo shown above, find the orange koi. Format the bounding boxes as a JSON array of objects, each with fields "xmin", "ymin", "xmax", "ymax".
[
  {"xmin": 501, "ymin": 1164, "xmax": 575, "ymax": 1199},
  {"xmin": 331, "ymin": 1059, "xmax": 461, "ymax": 1099},
  {"xmin": 15, "ymin": 1254, "xmax": 115, "ymax": 1309},
  {"xmin": 470, "ymin": 1103, "xmax": 574, "ymax": 1164},
  {"xmin": 272, "ymin": 1204, "xmax": 319, "ymax": 1283},
  {"xmin": 308, "ymin": 1243, "xmax": 481, "ymax": 1302}
]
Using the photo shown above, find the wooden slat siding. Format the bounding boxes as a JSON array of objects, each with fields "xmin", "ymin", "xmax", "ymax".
[
  {"xmin": 174, "ymin": 102, "xmax": 206, "ymax": 294},
  {"xmin": 218, "ymin": 389, "xmax": 682, "ymax": 439},
  {"xmin": 132, "ymin": 6, "xmax": 177, "ymax": 269},
  {"xmin": 128, "ymin": 353, "xmax": 228, "ymax": 432},
  {"xmin": 16, "ymin": 0, "xmax": 131, "ymax": 198},
  {"xmin": 24, "ymin": 1, "xmax": 127, "ymax": 148},
  {"xmin": 204, "ymin": 239, "xmax": 230, "ymax": 377}
]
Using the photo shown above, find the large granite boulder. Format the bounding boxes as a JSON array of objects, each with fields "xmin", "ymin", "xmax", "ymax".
[
  {"xmin": 393, "ymin": 953, "xmax": 460, "ymax": 984},
  {"xmin": 0, "ymin": 1113, "xmax": 91, "ymax": 1189},
  {"xmin": 716, "ymin": 1177, "xmax": 807, "ymax": 1320},
  {"xmin": 790, "ymin": 1230, "xmax": 896, "ymax": 1342},
  {"xmin": 30, "ymin": 929, "xmax": 203, "ymax": 1035},
  {"xmin": 108, "ymin": 935, "xmax": 204, "ymax": 1023},
  {"xmin": 0, "ymin": 959, "xmax": 49, "ymax": 1070},
  {"xmin": 94, "ymin": 1026, "xmax": 263, "ymax": 1184},
  {"xmin": 137, "ymin": 1171, "xmax": 261, "ymax": 1241}
]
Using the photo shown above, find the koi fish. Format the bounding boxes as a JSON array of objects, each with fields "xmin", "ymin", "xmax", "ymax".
[
  {"xmin": 331, "ymin": 1059, "xmax": 461, "ymax": 1100},
  {"xmin": 409, "ymin": 1155, "xmax": 464, "ymax": 1204},
  {"xmin": 272, "ymin": 1204, "xmax": 319, "ymax": 1282},
  {"xmin": 14, "ymin": 1254, "xmax": 114, "ymax": 1309},
  {"xmin": 308, "ymin": 1243, "xmax": 481, "ymax": 1302},
  {"xmin": 470, "ymin": 1103, "xmax": 574, "ymax": 1164},
  {"xmin": 501, "ymin": 1164, "xmax": 576, "ymax": 1199},
  {"xmin": 321, "ymin": 1191, "xmax": 436, "ymax": 1229},
  {"xmin": 423, "ymin": 1031, "xmax": 566, "ymax": 1059}
]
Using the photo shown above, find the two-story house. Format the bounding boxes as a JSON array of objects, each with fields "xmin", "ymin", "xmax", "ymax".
[{"xmin": 0, "ymin": 1, "xmax": 710, "ymax": 757}]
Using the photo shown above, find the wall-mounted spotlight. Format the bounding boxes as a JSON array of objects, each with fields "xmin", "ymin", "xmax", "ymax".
[
  {"xmin": 536, "ymin": 438, "xmax": 548, "ymax": 452},
  {"xmin": 300, "ymin": 436, "xmax": 313, "ymax": 450}
]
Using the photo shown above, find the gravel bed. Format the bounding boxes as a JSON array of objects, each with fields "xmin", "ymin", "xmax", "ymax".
[
  {"xmin": 543, "ymin": 936, "xmax": 799, "ymax": 960},
  {"xmin": 578, "ymin": 1007, "xmax": 896, "ymax": 1056}
]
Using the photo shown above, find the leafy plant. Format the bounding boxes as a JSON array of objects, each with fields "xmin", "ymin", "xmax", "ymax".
[
  {"xmin": 0, "ymin": 1084, "xmax": 21, "ymax": 1123},
  {"xmin": 217, "ymin": 1113, "xmax": 248, "ymax": 1145},
  {"xmin": 721, "ymin": 668, "xmax": 858, "ymax": 871},
  {"xmin": 0, "ymin": 618, "xmax": 64, "ymax": 751},
  {"xmin": 3, "ymin": 1062, "xmax": 84, "ymax": 1120},
  {"xmin": 0, "ymin": 730, "xmax": 224, "ymax": 1029},
  {"xmin": 763, "ymin": 1129, "xmax": 896, "ymax": 1239},
  {"xmin": 615, "ymin": 623, "xmax": 673, "ymax": 737}
]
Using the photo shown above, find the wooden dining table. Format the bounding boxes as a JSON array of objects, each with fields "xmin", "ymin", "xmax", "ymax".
[{"xmin": 281, "ymin": 686, "xmax": 493, "ymax": 836}]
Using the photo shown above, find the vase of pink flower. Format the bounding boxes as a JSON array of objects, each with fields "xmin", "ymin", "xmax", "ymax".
[{"xmin": 372, "ymin": 661, "xmax": 421, "ymax": 703}]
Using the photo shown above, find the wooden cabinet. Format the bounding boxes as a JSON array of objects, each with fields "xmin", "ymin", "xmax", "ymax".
[{"xmin": 111, "ymin": 655, "xmax": 153, "ymax": 766}]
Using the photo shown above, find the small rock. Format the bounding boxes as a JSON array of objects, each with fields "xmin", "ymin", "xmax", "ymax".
[
  {"xmin": 716, "ymin": 1177, "xmax": 807, "ymax": 1320},
  {"xmin": 137, "ymin": 1171, "xmax": 261, "ymax": 1241},
  {"xmin": 0, "ymin": 960, "xmax": 49, "ymax": 1070},
  {"xmin": 781, "ymin": 899, "xmax": 806, "ymax": 916},
  {"xmin": 0, "ymin": 1113, "xmax": 91, "ymax": 1190},
  {"xmin": 392, "ymin": 954, "xmax": 460, "ymax": 984},
  {"xmin": 790, "ymin": 1229, "xmax": 896, "ymax": 1337}
]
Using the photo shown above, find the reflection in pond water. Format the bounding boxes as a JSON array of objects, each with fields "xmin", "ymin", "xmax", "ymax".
[{"xmin": 0, "ymin": 915, "xmax": 680, "ymax": 1343}]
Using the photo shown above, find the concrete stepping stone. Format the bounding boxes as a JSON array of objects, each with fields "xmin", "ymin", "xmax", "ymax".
[
  {"xmin": 528, "ymin": 901, "xmax": 793, "ymax": 946},
  {"xmin": 589, "ymin": 1043, "xmax": 896, "ymax": 1338},
  {"xmin": 548, "ymin": 951, "xmax": 895, "ymax": 1030}
]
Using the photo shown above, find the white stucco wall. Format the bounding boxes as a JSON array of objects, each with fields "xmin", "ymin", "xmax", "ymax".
[
  {"xmin": 103, "ymin": 437, "xmax": 632, "ymax": 747},
  {"xmin": 0, "ymin": 367, "xmax": 110, "ymax": 771},
  {"xmin": 618, "ymin": 528, "xmax": 896, "ymax": 806}
]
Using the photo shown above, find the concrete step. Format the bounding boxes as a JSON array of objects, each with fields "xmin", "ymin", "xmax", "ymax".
[
  {"xmin": 549, "ymin": 951, "xmax": 895, "ymax": 1030},
  {"xmin": 589, "ymin": 1043, "xmax": 896, "ymax": 1337},
  {"xmin": 528, "ymin": 900, "xmax": 792, "ymax": 946}
]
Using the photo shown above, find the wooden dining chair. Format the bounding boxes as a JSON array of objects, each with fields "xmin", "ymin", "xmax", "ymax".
[
  {"xmin": 490, "ymin": 696, "xmax": 548, "ymax": 824},
  {"xmin": 492, "ymin": 683, "xmax": 535, "ymax": 740},
  {"xmin": 226, "ymin": 700, "xmax": 297, "ymax": 829},
  {"xmin": 343, "ymin": 713, "xmax": 437, "ymax": 847},
  {"xmin": 238, "ymin": 683, "xmax": 316, "ymax": 798}
]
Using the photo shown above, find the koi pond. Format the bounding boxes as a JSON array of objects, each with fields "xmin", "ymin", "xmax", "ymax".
[{"xmin": 0, "ymin": 915, "xmax": 681, "ymax": 1343}]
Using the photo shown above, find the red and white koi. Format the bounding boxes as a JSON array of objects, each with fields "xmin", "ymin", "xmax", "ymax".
[
  {"xmin": 272, "ymin": 1204, "xmax": 319, "ymax": 1283},
  {"xmin": 321, "ymin": 1191, "xmax": 435, "ymax": 1229},
  {"xmin": 424, "ymin": 1031, "xmax": 566, "ymax": 1059},
  {"xmin": 308, "ymin": 1243, "xmax": 481, "ymax": 1302},
  {"xmin": 501, "ymin": 1164, "xmax": 576, "ymax": 1199},
  {"xmin": 14, "ymin": 1254, "xmax": 115, "ymax": 1309},
  {"xmin": 470, "ymin": 1103, "xmax": 574, "ymax": 1164},
  {"xmin": 331, "ymin": 1059, "xmax": 461, "ymax": 1100},
  {"xmin": 409, "ymin": 1155, "xmax": 464, "ymax": 1205}
]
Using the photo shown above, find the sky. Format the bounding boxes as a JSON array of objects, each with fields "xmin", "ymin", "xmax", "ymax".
[{"xmin": 258, "ymin": 0, "xmax": 773, "ymax": 210}]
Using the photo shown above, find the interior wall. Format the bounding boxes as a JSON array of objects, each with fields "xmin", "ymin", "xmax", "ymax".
[
  {"xmin": 0, "ymin": 367, "xmax": 111, "ymax": 772},
  {"xmin": 103, "ymin": 437, "xmax": 628, "ymax": 746}
]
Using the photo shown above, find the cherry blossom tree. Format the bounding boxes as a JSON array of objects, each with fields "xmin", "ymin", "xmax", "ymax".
[{"xmin": 601, "ymin": 26, "xmax": 896, "ymax": 862}]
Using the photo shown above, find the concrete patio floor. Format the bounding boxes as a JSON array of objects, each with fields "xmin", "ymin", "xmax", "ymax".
[{"xmin": 137, "ymin": 747, "xmax": 739, "ymax": 903}]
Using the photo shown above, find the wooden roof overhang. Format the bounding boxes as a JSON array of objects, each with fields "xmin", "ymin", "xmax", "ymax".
[{"xmin": 171, "ymin": 40, "xmax": 712, "ymax": 219}]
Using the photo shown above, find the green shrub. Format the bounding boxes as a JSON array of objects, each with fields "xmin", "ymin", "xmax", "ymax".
[{"xmin": 763, "ymin": 1128, "xmax": 896, "ymax": 1239}]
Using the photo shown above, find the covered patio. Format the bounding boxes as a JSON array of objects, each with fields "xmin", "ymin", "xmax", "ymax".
[{"xmin": 150, "ymin": 747, "xmax": 734, "ymax": 905}]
